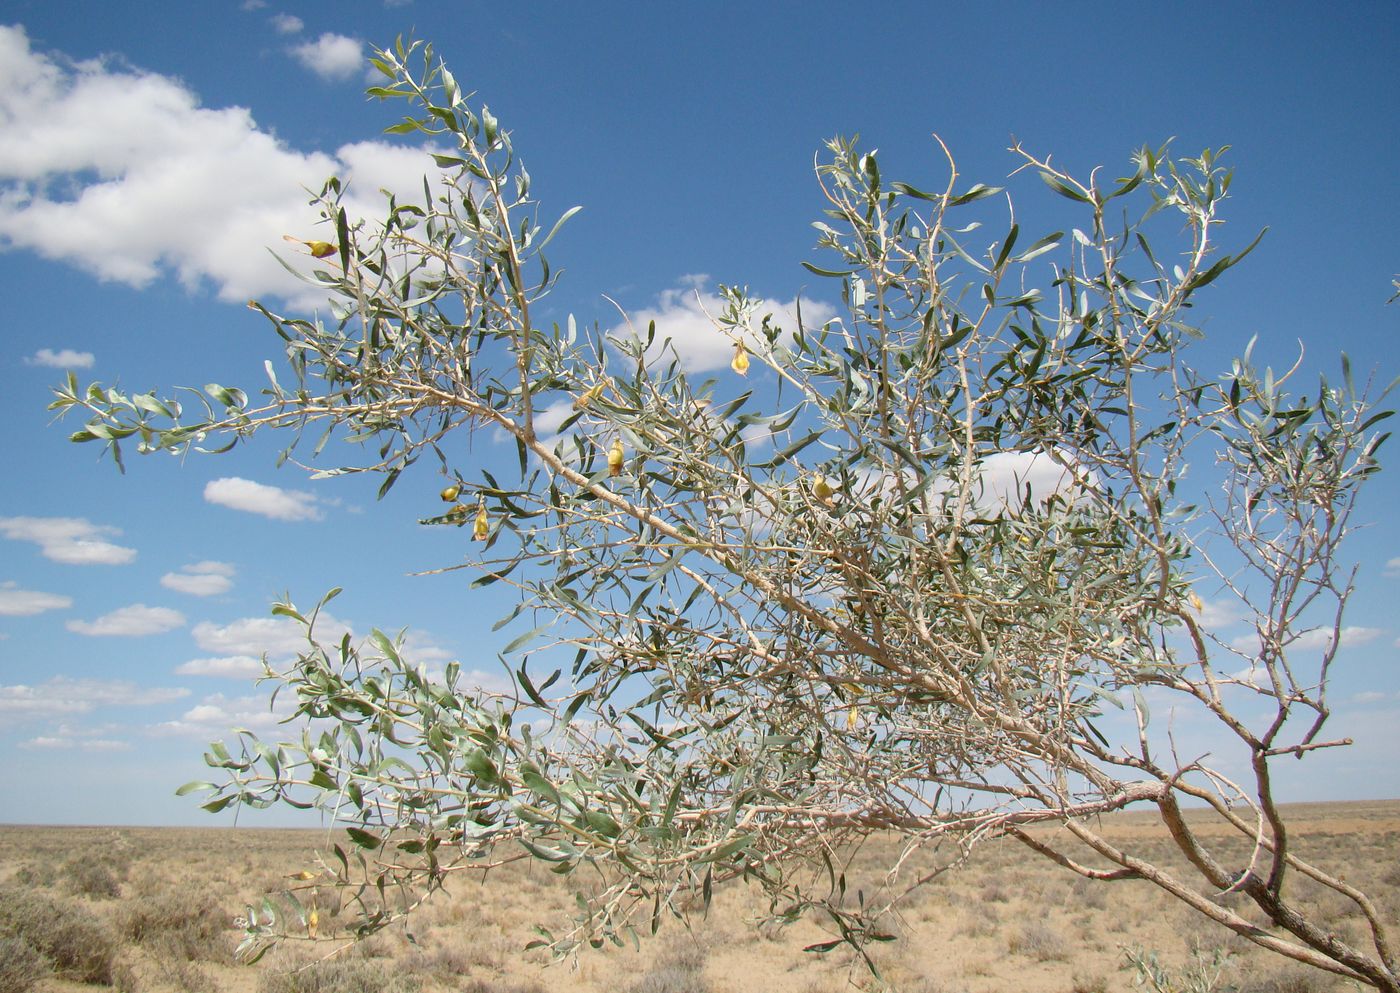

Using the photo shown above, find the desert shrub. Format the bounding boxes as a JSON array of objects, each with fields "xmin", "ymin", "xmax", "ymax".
[
  {"xmin": 120, "ymin": 882, "xmax": 230, "ymax": 960},
  {"xmin": 978, "ymin": 881, "xmax": 1010, "ymax": 903},
  {"xmin": 10, "ymin": 863, "xmax": 56, "ymax": 888},
  {"xmin": 624, "ymin": 940, "xmax": 710, "ymax": 993},
  {"xmin": 62, "ymin": 854, "xmax": 123, "ymax": 899},
  {"xmin": 0, "ymin": 885, "xmax": 118, "ymax": 984},
  {"xmin": 150, "ymin": 943, "xmax": 215, "ymax": 993},
  {"xmin": 1236, "ymin": 966, "xmax": 1331, "ymax": 993},
  {"xmin": 0, "ymin": 936, "xmax": 49, "ymax": 993},
  {"xmin": 257, "ymin": 958, "xmax": 422, "ymax": 993},
  {"xmin": 1007, "ymin": 921, "xmax": 1069, "ymax": 962}
]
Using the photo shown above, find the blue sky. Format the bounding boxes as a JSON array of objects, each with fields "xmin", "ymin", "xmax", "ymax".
[{"xmin": 1, "ymin": 2, "xmax": 1397, "ymax": 825}]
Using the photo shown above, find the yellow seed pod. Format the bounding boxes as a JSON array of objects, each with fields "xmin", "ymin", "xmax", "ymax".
[
  {"xmin": 1189, "ymin": 591, "xmax": 1204, "ymax": 613},
  {"xmin": 440, "ymin": 484, "xmax": 461, "ymax": 503},
  {"xmin": 307, "ymin": 906, "xmax": 319, "ymax": 939},
  {"xmin": 283, "ymin": 235, "xmax": 337, "ymax": 259},
  {"xmin": 731, "ymin": 341, "xmax": 750, "ymax": 376},
  {"xmin": 574, "ymin": 381, "xmax": 606, "ymax": 410},
  {"xmin": 608, "ymin": 438, "xmax": 625, "ymax": 478},
  {"xmin": 846, "ymin": 706, "xmax": 860, "ymax": 730},
  {"xmin": 812, "ymin": 476, "xmax": 835, "ymax": 504},
  {"xmin": 472, "ymin": 500, "xmax": 489, "ymax": 541}
]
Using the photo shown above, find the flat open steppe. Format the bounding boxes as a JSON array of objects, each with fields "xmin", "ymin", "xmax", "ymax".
[{"xmin": 2, "ymin": 799, "xmax": 1397, "ymax": 993}]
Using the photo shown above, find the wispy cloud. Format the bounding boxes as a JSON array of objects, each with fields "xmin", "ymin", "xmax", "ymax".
[
  {"xmin": 160, "ymin": 560, "xmax": 235, "ymax": 597},
  {"xmin": 0, "ymin": 26, "xmax": 447, "ymax": 309},
  {"xmin": 203, "ymin": 477, "xmax": 323, "ymax": 521},
  {"xmin": 1385, "ymin": 556, "xmax": 1400, "ymax": 578},
  {"xmin": 20, "ymin": 735, "xmax": 130, "ymax": 751},
  {"xmin": 290, "ymin": 33, "xmax": 364, "ymax": 81},
  {"xmin": 0, "ymin": 581, "xmax": 72, "ymax": 616},
  {"xmin": 0, "ymin": 515, "xmax": 136, "ymax": 565},
  {"xmin": 67, "ymin": 604, "xmax": 185, "ymax": 637},
  {"xmin": 0, "ymin": 678, "xmax": 188, "ymax": 719},
  {"xmin": 24, "ymin": 347, "xmax": 94, "ymax": 369},
  {"xmin": 613, "ymin": 276, "xmax": 836, "ymax": 373},
  {"xmin": 1229, "ymin": 625, "xmax": 1385, "ymax": 656},
  {"xmin": 270, "ymin": 13, "xmax": 303, "ymax": 34}
]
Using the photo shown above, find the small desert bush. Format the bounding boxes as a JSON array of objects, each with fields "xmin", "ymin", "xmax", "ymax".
[
  {"xmin": 62, "ymin": 853, "xmax": 124, "ymax": 899},
  {"xmin": 0, "ymin": 936, "xmax": 48, "ymax": 993},
  {"xmin": 624, "ymin": 940, "xmax": 710, "ymax": 993},
  {"xmin": 120, "ymin": 880, "xmax": 230, "ymax": 960},
  {"xmin": 1007, "ymin": 920, "xmax": 1069, "ymax": 962},
  {"xmin": 1236, "ymin": 966, "xmax": 1331, "ymax": 993},
  {"xmin": 258, "ymin": 957, "xmax": 422, "ymax": 993},
  {"xmin": 0, "ymin": 885, "xmax": 119, "ymax": 984}
]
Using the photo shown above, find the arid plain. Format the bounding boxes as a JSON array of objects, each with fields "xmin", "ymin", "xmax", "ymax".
[{"xmin": 2, "ymin": 800, "xmax": 1396, "ymax": 993}]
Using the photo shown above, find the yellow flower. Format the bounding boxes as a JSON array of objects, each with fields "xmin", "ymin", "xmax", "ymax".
[
  {"xmin": 472, "ymin": 500, "xmax": 490, "ymax": 541},
  {"xmin": 731, "ymin": 341, "xmax": 750, "ymax": 376},
  {"xmin": 440, "ymin": 484, "xmax": 461, "ymax": 502},
  {"xmin": 608, "ymin": 438, "xmax": 625, "ymax": 478}
]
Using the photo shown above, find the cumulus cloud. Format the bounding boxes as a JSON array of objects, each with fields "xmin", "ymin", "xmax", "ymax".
[
  {"xmin": 191, "ymin": 611, "xmax": 354, "ymax": 660},
  {"xmin": 0, "ymin": 677, "xmax": 188, "ymax": 719},
  {"xmin": 270, "ymin": 13, "xmax": 304, "ymax": 34},
  {"xmin": 1385, "ymin": 557, "xmax": 1400, "ymax": 578},
  {"xmin": 0, "ymin": 515, "xmax": 136, "ymax": 565},
  {"xmin": 0, "ymin": 581, "xmax": 72, "ymax": 616},
  {"xmin": 613, "ymin": 276, "xmax": 837, "ymax": 373},
  {"xmin": 151, "ymin": 691, "xmax": 297, "ymax": 737},
  {"xmin": 174, "ymin": 655, "xmax": 264, "ymax": 678},
  {"xmin": 24, "ymin": 347, "xmax": 94, "ymax": 368},
  {"xmin": 0, "ymin": 26, "xmax": 448, "ymax": 308},
  {"xmin": 160, "ymin": 560, "xmax": 235, "ymax": 596},
  {"xmin": 290, "ymin": 33, "xmax": 364, "ymax": 81},
  {"xmin": 204, "ymin": 477, "xmax": 322, "ymax": 521},
  {"xmin": 67, "ymin": 604, "xmax": 185, "ymax": 637}
]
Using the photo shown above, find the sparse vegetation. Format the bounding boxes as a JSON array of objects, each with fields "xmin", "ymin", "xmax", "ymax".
[
  {"xmin": 0, "ymin": 884, "xmax": 119, "ymax": 984},
  {"xmin": 0, "ymin": 936, "xmax": 48, "ymax": 993},
  {"xmin": 257, "ymin": 958, "xmax": 422, "ymax": 993}
]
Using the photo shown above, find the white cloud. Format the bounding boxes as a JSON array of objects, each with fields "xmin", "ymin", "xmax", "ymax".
[
  {"xmin": 0, "ymin": 677, "xmax": 188, "ymax": 718},
  {"xmin": 290, "ymin": 33, "xmax": 364, "ymax": 81},
  {"xmin": 20, "ymin": 736, "xmax": 130, "ymax": 752},
  {"xmin": 614, "ymin": 276, "xmax": 837, "ymax": 373},
  {"xmin": 270, "ymin": 13, "xmax": 304, "ymax": 34},
  {"xmin": 174, "ymin": 655, "xmax": 264, "ymax": 678},
  {"xmin": 191, "ymin": 611, "xmax": 354, "ymax": 660},
  {"xmin": 0, "ymin": 515, "xmax": 136, "ymax": 565},
  {"xmin": 0, "ymin": 581, "xmax": 72, "ymax": 616},
  {"xmin": 24, "ymin": 347, "xmax": 94, "ymax": 368},
  {"xmin": 204, "ymin": 476, "xmax": 323, "ymax": 521},
  {"xmin": 1229, "ymin": 625, "xmax": 1385, "ymax": 656},
  {"xmin": 67, "ymin": 603, "xmax": 185, "ymax": 637},
  {"xmin": 0, "ymin": 26, "xmax": 447, "ymax": 309},
  {"xmin": 1385, "ymin": 557, "xmax": 1400, "ymax": 578},
  {"xmin": 151, "ymin": 691, "xmax": 296, "ymax": 737},
  {"xmin": 160, "ymin": 560, "xmax": 236, "ymax": 596}
]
